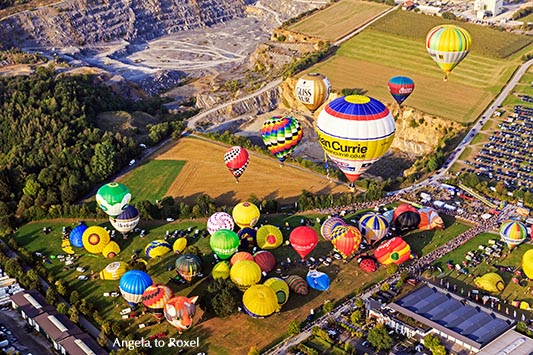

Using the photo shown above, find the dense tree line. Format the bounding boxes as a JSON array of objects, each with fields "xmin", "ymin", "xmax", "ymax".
[{"xmin": 512, "ymin": 7, "xmax": 533, "ymax": 20}]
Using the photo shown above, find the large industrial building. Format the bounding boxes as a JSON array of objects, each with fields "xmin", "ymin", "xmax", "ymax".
[{"xmin": 474, "ymin": 0, "xmax": 503, "ymax": 18}]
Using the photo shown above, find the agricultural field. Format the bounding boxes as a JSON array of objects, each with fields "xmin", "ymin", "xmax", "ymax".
[
  {"xmin": 502, "ymin": 67, "xmax": 533, "ymax": 108},
  {"xmin": 287, "ymin": 0, "xmax": 391, "ymax": 42}
]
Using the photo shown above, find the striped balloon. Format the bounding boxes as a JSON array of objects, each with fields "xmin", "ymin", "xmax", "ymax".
[
  {"xmin": 175, "ymin": 254, "xmax": 202, "ymax": 282},
  {"xmin": 358, "ymin": 212, "xmax": 389, "ymax": 244},
  {"xmin": 286, "ymin": 275, "xmax": 308, "ymax": 295},
  {"xmin": 119, "ymin": 270, "xmax": 153, "ymax": 306},
  {"xmin": 142, "ymin": 284, "xmax": 174, "ymax": 316},
  {"xmin": 261, "ymin": 116, "xmax": 303, "ymax": 165},
  {"xmin": 145, "ymin": 240, "xmax": 172, "ymax": 258},
  {"xmin": 224, "ymin": 146, "xmax": 249, "ymax": 181},
  {"xmin": 426, "ymin": 25, "xmax": 472, "ymax": 81},
  {"xmin": 387, "ymin": 76, "xmax": 414, "ymax": 105},
  {"xmin": 331, "ymin": 225, "xmax": 362, "ymax": 258},
  {"xmin": 207, "ymin": 212, "xmax": 234, "ymax": 235},
  {"xmin": 499, "ymin": 220, "xmax": 527, "ymax": 248},
  {"xmin": 320, "ymin": 217, "xmax": 346, "ymax": 241}
]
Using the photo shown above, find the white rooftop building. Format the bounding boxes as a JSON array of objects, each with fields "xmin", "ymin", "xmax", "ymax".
[{"xmin": 474, "ymin": 0, "xmax": 503, "ymax": 18}]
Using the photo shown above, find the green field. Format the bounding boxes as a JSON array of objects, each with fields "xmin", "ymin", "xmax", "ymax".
[{"xmin": 118, "ymin": 160, "xmax": 185, "ymax": 202}]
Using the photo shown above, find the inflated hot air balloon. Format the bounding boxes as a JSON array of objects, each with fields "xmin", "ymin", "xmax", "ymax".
[
  {"xmin": 264, "ymin": 277, "xmax": 289, "ymax": 308},
  {"xmin": 358, "ymin": 212, "xmax": 389, "ymax": 244},
  {"xmin": 320, "ymin": 217, "xmax": 346, "ymax": 241},
  {"xmin": 224, "ymin": 146, "xmax": 249, "ymax": 182},
  {"xmin": 331, "ymin": 225, "xmax": 362, "ymax": 259},
  {"xmin": 99, "ymin": 261, "xmax": 127, "ymax": 280},
  {"xmin": 175, "ymin": 254, "xmax": 202, "ymax": 282},
  {"xmin": 358, "ymin": 256, "xmax": 377, "ymax": 273},
  {"xmin": 238, "ymin": 227, "xmax": 257, "ymax": 249},
  {"xmin": 500, "ymin": 220, "xmax": 528, "ymax": 248},
  {"xmin": 82, "ymin": 226, "xmax": 110, "ymax": 254},
  {"xmin": 393, "ymin": 204, "xmax": 421, "ymax": 234},
  {"xmin": 119, "ymin": 270, "xmax": 153, "ymax": 306},
  {"xmin": 286, "ymin": 275, "xmax": 309, "ymax": 295},
  {"xmin": 418, "ymin": 207, "xmax": 444, "ymax": 231},
  {"xmin": 383, "ymin": 210, "xmax": 394, "ymax": 225},
  {"xmin": 254, "ymin": 250, "xmax": 276, "ymax": 273},
  {"xmin": 164, "ymin": 296, "xmax": 198, "ymax": 332},
  {"xmin": 173, "ymin": 238, "xmax": 187, "ymax": 254},
  {"xmin": 142, "ymin": 284, "xmax": 174, "ymax": 317},
  {"xmin": 145, "ymin": 240, "xmax": 172, "ymax": 258},
  {"xmin": 243, "ymin": 284, "xmax": 279, "ymax": 318},
  {"xmin": 388, "ymin": 76, "xmax": 414, "ymax": 106},
  {"xmin": 374, "ymin": 237, "xmax": 411, "ymax": 265},
  {"xmin": 256, "ymin": 225, "xmax": 284, "ymax": 250},
  {"xmin": 109, "ymin": 205, "xmax": 140, "ymax": 235},
  {"xmin": 212, "ymin": 261, "xmax": 231, "ymax": 280},
  {"xmin": 210, "ymin": 229, "xmax": 240, "ymax": 260},
  {"xmin": 232, "ymin": 202, "xmax": 260, "ymax": 228},
  {"xmin": 207, "ymin": 212, "xmax": 234, "ymax": 235},
  {"xmin": 230, "ymin": 251, "xmax": 254, "ymax": 266},
  {"xmin": 230, "ymin": 260, "xmax": 262, "ymax": 291},
  {"xmin": 261, "ymin": 115, "xmax": 303, "ymax": 166},
  {"xmin": 474, "ymin": 273, "xmax": 505, "ymax": 293},
  {"xmin": 69, "ymin": 224, "xmax": 88, "ymax": 248},
  {"xmin": 522, "ymin": 249, "xmax": 533, "ymax": 279},
  {"xmin": 426, "ymin": 24, "xmax": 472, "ymax": 81},
  {"xmin": 316, "ymin": 95, "xmax": 396, "ymax": 189},
  {"xmin": 290, "ymin": 226, "xmax": 319, "ymax": 260},
  {"xmin": 295, "ymin": 72, "xmax": 331, "ymax": 112},
  {"xmin": 102, "ymin": 241, "xmax": 120, "ymax": 258},
  {"xmin": 96, "ymin": 182, "xmax": 131, "ymax": 217}
]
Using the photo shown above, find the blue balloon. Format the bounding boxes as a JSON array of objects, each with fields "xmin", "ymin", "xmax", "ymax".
[
  {"xmin": 119, "ymin": 270, "xmax": 153, "ymax": 306},
  {"xmin": 306, "ymin": 270, "xmax": 330, "ymax": 291},
  {"xmin": 116, "ymin": 205, "xmax": 139, "ymax": 220},
  {"xmin": 238, "ymin": 227, "xmax": 257, "ymax": 248},
  {"xmin": 69, "ymin": 224, "xmax": 88, "ymax": 248}
]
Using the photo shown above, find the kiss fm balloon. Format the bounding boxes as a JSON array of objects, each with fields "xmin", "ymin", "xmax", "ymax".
[
  {"xmin": 522, "ymin": 249, "xmax": 533, "ymax": 279},
  {"xmin": 256, "ymin": 225, "xmax": 283, "ymax": 249},
  {"xmin": 99, "ymin": 261, "xmax": 127, "ymax": 280},
  {"xmin": 243, "ymin": 284, "xmax": 279, "ymax": 318},
  {"xmin": 290, "ymin": 226, "xmax": 319, "ymax": 260},
  {"xmin": 388, "ymin": 76, "xmax": 414, "ymax": 106},
  {"xmin": 164, "ymin": 296, "xmax": 198, "ymax": 332},
  {"xmin": 69, "ymin": 224, "xmax": 88, "ymax": 248},
  {"xmin": 500, "ymin": 220, "xmax": 528, "ymax": 249},
  {"xmin": 374, "ymin": 237, "xmax": 411, "ymax": 265},
  {"xmin": 232, "ymin": 202, "xmax": 260, "ymax": 228},
  {"xmin": 316, "ymin": 95, "xmax": 395, "ymax": 187},
  {"xmin": 331, "ymin": 225, "xmax": 362, "ymax": 259},
  {"xmin": 358, "ymin": 212, "xmax": 389, "ymax": 244},
  {"xmin": 210, "ymin": 229, "xmax": 240, "ymax": 260},
  {"xmin": 110, "ymin": 205, "xmax": 140, "ymax": 235},
  {"xmin": 175, "ymin": 254, "xmax": 202, "ymax": 282},
  {"xmin": 96, "ymin": 182, "xmax": 131, "ymax": 217},
  {"xmin": 261, "ymin": 116, "xmax": 303, "ymax": 165},
  {"xmin": 207, "ymin": 212, "xmax": 234, "ymax": 235},
  {"xmin": 320, "ymin": 217, "xmax": 346, "ymax": 241},
  {"xmin": 426, "ymin": 25, "xmax": 472, "ymax": 81},
  {"xmin": 224, "ymin": 146, "xmax": 249, "ymax": 182},
  {"xmin": 295, "ymin": 73, "xmax": 331, "ymax": 112},
  {"xmin": 82, "ymin": 226, "xmax": 110, "ymax": 254},
  {"xmin": 142, "ymin": 284, "xmax": 174, "ymax": 317},
  {"xmin": 230, "ymin": 260, "xmax": 262, "ymax": 291},
  {"xmin": 119, "ymin": 270, "xmax": 153, "ymax": 306}
]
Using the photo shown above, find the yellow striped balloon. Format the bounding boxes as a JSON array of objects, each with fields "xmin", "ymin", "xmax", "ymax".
[{"xmin": 426, "ymin": 25, "xmax": 472, "ymax": 81}]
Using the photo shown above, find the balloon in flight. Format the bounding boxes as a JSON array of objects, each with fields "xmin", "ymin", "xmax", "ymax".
[
  {"xmin": 388, "ymin": 76, "xmax": 414, "ymax": 105},
  {"xmin": 96, "ymin": 182, "xmax": 131, "ymax": 217},
  {"xmin": 295, "ymin": 73, "xmax": 331, "ymax": 112},
  {"xmin": 224, "ymin": 146, "xmax": 249, "ymax": 182},
  {"xmin": 261, "ymin": 115, "xmax": 303, "ymax": 165}
]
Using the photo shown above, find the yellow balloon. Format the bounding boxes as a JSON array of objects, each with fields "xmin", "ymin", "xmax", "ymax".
[
  {"xmin": 173, "ymin": 238, "xmax": 187, "ymax": 254},
  {"xmin": 474, "ymin": 273, "xmax": 505, "ymax": 293},
  {"xmin": 242, "ymin": 284, "xmax": 279, "ymax": 318},
  {"xmin": 264, "ymin": 277, "xmax": 289, "ymax": 309},
  {"xmin": 99, "ymin": 261, "xmax": 127, "ymax": 280},
  {"xmin": 82, "ymin": 226, "xmax": 110, "ymax": 254},
  {"xmin": 256, "ymin": 225, "xmax": 283, "ymax": 249},
  {"xmin": 232, "ymin": 202, "xmax": 260, "ymax": 228},
  {"xmin": 212, "ymin": 261, "xmax": 230, "ymax": 280},
  {"xmin": 522, "ymin": 249, "xmax": 533, "ymax": 279},
  {"xmin": 295, "ymin": 73, "xmax": 331, "ymax": 112},
  {"xmin": 102, "ymin": 241, "xmax": 121, "ymax": 258},
  {"xmin": 426, "ymin": 25, "xmax": 472, "ymax": 81},
  {"xmin": 230, "ymin": 260, "xmax": 262, "ymax": 291}
]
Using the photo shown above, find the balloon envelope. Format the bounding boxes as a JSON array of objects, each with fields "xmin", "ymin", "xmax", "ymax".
[
  {"xmin": 100, "ymin": 261, "xmax": 127, "ymax": 280},
  {"xmin": 173, "ymin": 238, "xmax": 187, "ymax": 254},
  {"xmin": 212, "ymin": 261, "xmax": 231, "ymax": 280},
  {"xmin": 418, "ymin": 207, "xmax": 444, "ymax": 230},
  {"xmin": 142, "ymin": 285, "xmax": 174, "ymax": 316},
  {"xmin": 426, "ymin": 25, "xmax": 472, "ymax": 80},
  {"xmin": 500, "ymin": 220, "xmax": 527, "ymax": 248},
  {"xmin": 243, "ymin": 284, "xmax": 279, "ymax": 318},
  {"xmin": 306, "ymin": 270, "xmax": 330, "ymax": 291},
  {"xmin": 375, "ymin": 237, "xmax": 411, "ymax": 265},
  {"xmin": 331, "ymin": 225, "xmax": 362, "ymax": 259},
  {"xmin": 210, "ymin": 229, "xmax": 240, "ymax": 260},
  {"xmin": 359, "ymin": 256, "xmax": 377, "ymax": 273},
  {"xmin": 290, "ymin": 226, "xmax": 319, "ymax": 259},
  {"xmin": 230, "ymin": 260, "xmax": 262, "ymax": 291},
  {"xmin": 264, "ymin": 277, "xmax": 289, "ymax": 308},
  {"xmin": 295, "ymin": 73, "xmax": 331, "ymax": 112},
  {"xmin": 358, "ymin": 212, "xmax": 389, "ymax": 244},
  {"xmin": 119, "ymin": 270, "xmax": 153, "ymax": 306},
  {"xmin": 175, "ymin": 254, "xmax": 202, "ymax": 282},
  {"xmin": 230, "ymin": 251, "xmax": 254, "ymax": 266},
  {"xmin": 110, "ymin": 205, "xmax": 140, "ymax": 234},
  {"xmin": 256, "ymin": 225, "xmax": 284, "ymax": 250},
  {"xmin": 232, "ymin": 202, "xmax": 260, "ymax": 228},
  {"xmin": 238, "ymin": 227, "xmax": 257, "ymax": 248},
  {"xmin": 286, "ymin": 275, "xmax": 309, "ymax": 295},
  {"xmin": 82, "ymin": 226, "xmax": 110, "ymax": 254},
  {"xmin": 254, "ymin": 250, "xmax": 276, "ymax": 273},
  {"xmin": 261, "ymin": 116, "xmax": 303, "ymax": 163},
  {"xmin": 388, "ymin": 76, "xmax": 414, "ymax": 105},
  {"xmin": 145, "ymin": 240, "xmax": 172, "ymax": 258},
  {"xmin": 523, "ymin": 249, "xmax": 533, "ymax": 279},
  {"xmin": 393, "ymin": 204, "xmax": 421, "ymax": 234},
  {"xmin": 321, "ymin": 217, "xmax": 346, "ymax": 241},
  {"xmin": 69, "ymin": 224, "xmax": 88, "ymax": 248},
  {"xmin": 224, "ymin": 146, "xmax": 249, "ymax": 179},
  {"xmin": 96, "ymin": 182, "xmax": 131, "ymax": 217},
  {"xmin": 474, "ymin": 273, "xmax": 505, "ymax": 293},
  {"xmin": 164, "ymin": 296, "xmax": 198, "ymax": 331},
  {"xmin": 207, "ymin": 212, "xmax": 234, "ymax": 235},
  {"xmin": 102, "ymin": 241, "xmax": 121, "ymax": 258}
]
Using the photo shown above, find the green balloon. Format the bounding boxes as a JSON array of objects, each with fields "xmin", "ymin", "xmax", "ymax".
[
  {"xmin": 96, "ymin": 182, "xmax": 131, "ymax": 217},
  {"xmin": 210, "ymin": 229, "xmax": 240, "ymax": 260}
]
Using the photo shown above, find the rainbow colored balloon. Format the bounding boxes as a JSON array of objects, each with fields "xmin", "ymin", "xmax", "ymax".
[
  {"xmin": 261, "ymin": 116, "xmax": 303, "ymax": 165},
  {"xmin": 499, "ymin": 220, "xmax": 527, "ymax": 248},
  {"xmin": 426, "ymin": 25, "xmax": 472, "ymax": 81},
  {"xmin": 387, "ymin": 76, "xmax": 414, "ymax": 106}
]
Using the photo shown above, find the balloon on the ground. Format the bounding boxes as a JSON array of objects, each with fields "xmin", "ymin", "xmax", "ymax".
[
  {"xmin": 142, "ymin": 284, "xmax": 174, "ymax": 317},
  {"xmin": 96, "ymin": 182, "xmax": 131, "ymax": 217},
  {"xmin": 238, "ymin": 227, "xmax": 257, "ymax": 248},
  {"xmin": 210, "ymin": 229, "xmax": 240, "ymax": 260},
  {"xmin": 164, "ymin": 296, "xmax": 198, "ymax": 332},
  {"xmin": 393, "ymin": 204, "xmax": 421, "ymax": 234},
  {"xmin": 175, "ymin": 254, "xmax": 202, "ymax": 282},
  {"xmin": 321, "ymin": 217, "xmax": 346, "ymax": 241},
  {"xmin": 145, "ymin": 240, "xmax": 172, "ymax": 258},
  {"xmin": 230, "ymin": 260, "xmax": 262, "ymax": 291},
  {"xmin": 382, "ymin": 210, "xmax": 394, "ymax": 224},
  {"xmin": 358, "ymin": 256, "xmax": 377, "ymax": 273},
  {"xmin": 99, "ymin": 261, "xmax": 127, "ymax": 280},
  {"xmin": 254, "ymin": 251, "xmax": 276, "ymax": 273},
  {"xmin": 224, "ymin": 146, "xmax": 249, "ymax": 181},
  {"xmin": 261, "ymin": 116, "xmax": 303, "ymax": 164},
  {"xmin": 374, "ymin": 237, "xmax": 411, "ymax": 265},
  {"xmin": 331, "ymin": 225, "xmax": 362, "ymax": 259},
  {"xmin": 82, "ymin": 226, "xmax": 110, "ymax": 254},
  {"xmin": 474, "ymin": 273, "xmax": 505, "ymax": 293},
  {"xmin": 306, "ymin": 270, "xmax": 330, "ymax": 291},
  {"xmin": 69, "ymin": 224, "xmax": 88, "ymax": 248},
  {"xmin": 232, "ymin": 202, "xmax": 260, "ymax": 228},
  {"xmin": 522, "ymin": 249, "xmax": 533, "ymax": 279},
  {"xmin": 388, "ymin": 76, "xmax": 414, "ymax": 105},
  {"xmin": 256, "ymin": 225, "xmax": 284, "ymax": 250},
  {"xmin": 102, "ymin": 241, "xmax": 121, "ymax": 258},
  {"xmin": 358, "ymin": 212, "xmax": 389, "ymax": 244},
  {"xmin": 230, "ymin": 251, "xmax": 254, "ymax": 266},
  {"xmin": 264, "ymin": 277, "xmax": 289, "ymax": 308},
  {"xmin": 290, "ymin": 226, "xmax": 319, "ymax": 260},
  {"xmin": 109, "ymin": 205, "xmax": 140, "ymax": 234},
  {"xmin": 500, "ymin": 220, "xmax": 528, "ymax": 248},
  {"xmin": 286, "ymin": 275, "xmax": 309, "ymax": 295},
  {"xmin": 61, "ymin": 238, "xmax": 74, "ymax": 255},
  {"xmin": 207, "ymin": 212, "xmax": 234, "ymax": 235},
  {"xmin": 212, "ymin": 261, "xmax": 231, "ymax": 280},
  {"xmin": 173, "ymin": 238, "xmax": 187, "ymax": 254},
  {"xmin": 295, "ymin": 72, "xmax": 331, "ymax": 112},
  {"xmin": 119, "ymin": 270, "xmax": 153, "ymax": 306},
  {"xmin": 418, "ymin": 207, "xmax": 444, "ymax": 230},
  {"xmin": 316, "ymin": 95, "xmax": 396, "ymax": 183},
  {"xmin": 242, "ymin": 284, "xmax": 279, "ymax": 318},
  {"xmin": 426, "ymin": 24, "xmax": 472, "ymax": 81}
]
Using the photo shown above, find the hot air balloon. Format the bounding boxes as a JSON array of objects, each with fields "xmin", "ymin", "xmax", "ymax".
[
  {"xmin": 254, "ymin": 250, "xmax": 276, "ymax": 273},
  {"xmin": 316, "ymin": 95, "xmax": 396, "ymax": 189},
  {"xmin": 286, "ymin": 275, "xmax": 309, "ymax": 295},
  {"xmin": 374, "ymin": 237, "xmax": 411, "ymax": 265},
  {"xmin": 331, "ymin": 225, "xmax": 362, "ymax": 259},
  {"xmin": 358, "ymin": 212, "xmax": 389, "ymax": 244},
  {"xmin": 242, "ymin": 284, "xmax": 279, "ymax": 318},
  {"xmin": 306, "ymin": 270, "xmax": 330, "ymax": 291},
  {"xmin": 224, "ymin": 146, "xmax": 249, "ymax": 182},
  {"xmin": 102, "ymin": 241, "xmax": 120, "ymax": 258},
  {"xmin": 418, "ymin": 207, "xmax": 444, "ymax": 231},
  {"xmin": 261, "ymin": 115, "xmax": 303, "ymax": 166},
  {"xmin": 69, "ymin": 224, "xmax": 88, "ymax": 248},
  {"xmin": 500, "ymin": 220, "xmax": 528, "ymax": 248},
  {"xmin": 61, "ymin": 238, "xmax": 74, "ymax": 255},
  {"xmin": 164, "ymin": 296, "xmax": 198, "ymax": 333},
  {"xmin": 210, "ymin": 229, "xmax": 240, "ymax": 260},
  {"xmin": 96, "ymin": 182, "xmax": 131, "ymax": 217},
  {"xmin": 142, "ymin": 284, "xmax": 174, "ymax": 317},
  {"xmin": 109, "ymin": 205, "xmax": 140, "ymax": 235},
  {"xmin": 232, "ymin": 202, "xmax": 260, "ymax": 228},
  {"xmin": 230, "ymin": 251, "xmax": 254, "ymax": 266},
  {"xmin": 230, "ymin": 260, "xmax": 262, "ymax": 291},
  {"xmin": 388, "ymin": 76, "xmax": 414, "ymax": 106},
  {"xmin": 238, "ymin": 227, "xmax": 257, "ymax": 249},
  {"xmin": 82, "ymin": 226, "xmax": 110, "ymax": 254},
  {"xmin": 383, "ymin": 210, "xmax": 394, "ymax": 225},
  {"xmin": 474, "ymin": 273, "xmax": 505, "ymax": 293},
  {"xmin": 290, "ymin": 226, "xmax": 319, "ymax": 260},
  {"xmin": 212, "ymin": 261, "xmax": 231, "ymax": 280},
  {"xmin": 393, "ymin": 204, "xmax": 421, "ymax": 234},
  {"xmin": 145, "ymin": 240, "xmax": 172, "ymax": 258},
  {"xmin": 175, "ymin": 254, "xmax": 202, "ymax": 282},
  {"xmin": 256, "ymin": 225, "xmax": 284, "ymax": 250},
  {"xmin": 119, "ymin": 270, "xmax": 153, "ymax": 306},
  {"xmin": 426, "ymin": 24, "xmax": 472, "ymax": 81},
  {"xmin": 358, "ymin": 256, "xmax": 377, "ymax": 273},
  {"xmin": 295, "ymin": 72, "xmax": 331, "ymax": 112},
  {"xmin": 320, "ymin": 217, "xmax": 346, "ymax": 241},
  {"xmin": 207, "ymin": 212, "xmax": 234, "ymax": 235},
  {"xmin": 99, "ymin": 261, "xmax": 127, "ymax": 280},
  {"xmin": 522, "ymin": 249, "xmax": 533, "ymax": 279},
  {"xmin": 264, "ymin": 277, "xmax": 289, "ymax": 308},
  {"xmin": 173, "ymin": 238, "xmax": 187, "ymax": 254}
]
